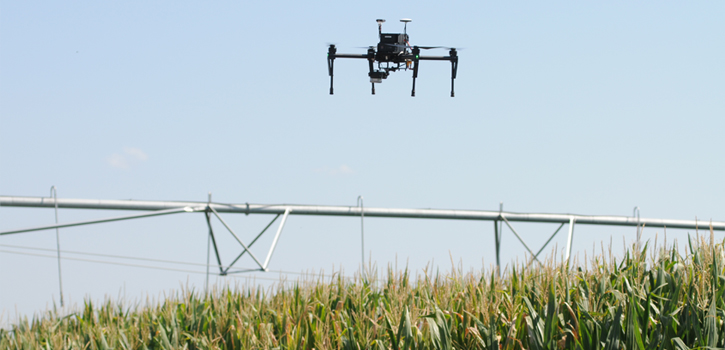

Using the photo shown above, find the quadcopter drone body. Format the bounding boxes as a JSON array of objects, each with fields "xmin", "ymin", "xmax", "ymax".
[{"xmin": 327, "ymin": 19, "xmax": 459, "ymax": 97}]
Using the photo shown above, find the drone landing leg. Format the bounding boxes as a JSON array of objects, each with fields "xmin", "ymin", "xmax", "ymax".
[
  {"xmin": 449, "ymin": 49, "xmax": 458, "ymax": 97},
  {"xmin": 411, "ymin": 47, "xmax": 420, "ymax": 97},
  {"xmin": 450, "ymin": 76, "xmax": 454, "ymax": 97},
  {"xmin": 450, "ymin": 63, "xmax": 456, "ymax": 97},
  {"xmin": 367, "ymin": 51, "xmax": 375, "ymax": 95},
  {"xmin": 328, "ymin": 59, "xmax": 335, "ymax": 95},
  {"xmin": 327, "ymin": 45, "xmax": 336, "ymax": 95},
  {"xmin": 411, "ymin": 60, "xmax": 419, "ymax": 97}
]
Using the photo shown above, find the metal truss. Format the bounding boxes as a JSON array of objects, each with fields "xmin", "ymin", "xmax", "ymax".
[{"xmin": 2, "ymin": 194, "xmax": 724, "ymax": 280}]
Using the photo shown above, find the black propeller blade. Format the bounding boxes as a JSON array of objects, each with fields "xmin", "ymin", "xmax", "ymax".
[{"xmin": 383, "ymin": 43, "xmax": 460, "ymax": 50}]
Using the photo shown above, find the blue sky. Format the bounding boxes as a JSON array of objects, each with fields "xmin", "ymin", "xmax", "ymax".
[{"xmin": 1, "ymin": 1, "xmax": 724, "ymax": 319}]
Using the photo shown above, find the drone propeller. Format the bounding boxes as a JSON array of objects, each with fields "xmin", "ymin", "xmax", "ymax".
[
  {"xmin": 418, "ymin": 46, "xmax": 458, "ymax": 50},
  {"xmin": 384, "ymin": 43, "xmax": 460, "ymax": 50}
]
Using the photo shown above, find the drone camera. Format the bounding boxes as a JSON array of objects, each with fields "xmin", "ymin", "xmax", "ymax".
[{"xmin": 368, "ymin": 71, "xmax": 388, "ymax": 83}]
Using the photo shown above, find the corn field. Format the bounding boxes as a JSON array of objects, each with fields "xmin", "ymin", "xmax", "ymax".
[{"xmin": 2, "ymin": 234, "xmax": 724, "ymax": 349}]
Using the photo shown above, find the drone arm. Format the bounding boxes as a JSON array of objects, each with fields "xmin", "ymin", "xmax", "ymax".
[
  {"xmin": 415, "ymin": 56, "xmax": 450, "ymax": 61},
  {"xmin": 333, "ymin": 54, "xmax": 370, "ymax": 59}
]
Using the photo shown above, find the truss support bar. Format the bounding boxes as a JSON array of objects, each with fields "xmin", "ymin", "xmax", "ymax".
[
  {"xmin": 501, "ymin": 215, "xmax": 541, "ymax": 265},
  {"xmin": 565, "ymin": 217, "xmax": 576, "ymax": 262},
  {"xmin": 223, "ymin": 214, "xmax": 281, "ymax": 274},
  {"xmin": 0, "ymin": 206, "xmax": 199, "ymax": 236},
  {"xmin": 526, "ymin": 222, "xmax": 566, "ymax": 268},
  {"xmin": 208, "ymin": 206, "xmax": 265, "ymax": 270},
  {"xmin": 534, "ymin": 222, "xmax": 566, "ymax": 261},
  {"xmin": 2, "ymin": 196, "xmax": 724, "ymax": 231},
  {"xmin": 263, "ymin": 208, "xmax": 291, "ymax": 271}
]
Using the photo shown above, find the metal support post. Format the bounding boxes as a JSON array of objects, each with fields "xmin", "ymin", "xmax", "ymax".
[
  {"xmin": 51, "ymin": 186, "xmax": 64, "ymax": 307},
  {"xmin": 205, "ymin": 193, "xmax": 212, "ymax": 293},
  {"xmin": 205, "ymin": 231, "xmax": 211, "ymax": 293},
  {"xmin": 262, "ymin": 208, "xmax": 291, "ymax": 271},
  {"xmin": 494, "ymin": 202, "xmax": 503, "ymax": 275},
  {"xmin": 565, "ymin": 217, "xmax": 576, "ymax": 262},
  {"xmin": 358, "ymin": 196, "xmax": 365, "ymax": 267},
  {"xmin": 204, "ymin": 209, "xmax": 225, "ymax": 275},
  {"xmin": 493, "ymin": 220, "xmax": 500, "ymax": 276}
]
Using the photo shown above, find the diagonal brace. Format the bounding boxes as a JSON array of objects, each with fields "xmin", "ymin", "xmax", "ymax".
[
  {"xmin": 208, "ymin": 205, "xmax": 265, "ymax": 270},
  {"xmin": 526, "ymin": 222, "xmax": 565, "ymax": 268},
  {"xmin": 0, "ymin": 207, "xmax": 199, "ymax": 236},
  {"xmin": 263, "ymin": 208, "xmax": 291, "ymax": 271},
  {"xmin": 223, "ymin": 214, "xmax": 281, "ymax": 274},
  {"xmin": 501, "ymin": 215, "xmax": 542, "ymax": 266}
]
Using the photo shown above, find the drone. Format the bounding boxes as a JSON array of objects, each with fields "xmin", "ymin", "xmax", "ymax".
[{"xmin": 327, "ymin": 18, "xmax": 459, "ymax": 97}]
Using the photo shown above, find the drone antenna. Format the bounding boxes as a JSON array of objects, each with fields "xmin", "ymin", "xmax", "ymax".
[
  {"xmin": 376, "ymin": 19, "xmax": 385, "ymax": 39},
  {"xmin": 400, "ymin": 18, "xmax": 412, "ymax": 36}
]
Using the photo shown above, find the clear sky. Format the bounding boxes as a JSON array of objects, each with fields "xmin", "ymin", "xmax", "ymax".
[{"xmin": 1, "ymin": 1, "xmax": 724, "ymax": 320}]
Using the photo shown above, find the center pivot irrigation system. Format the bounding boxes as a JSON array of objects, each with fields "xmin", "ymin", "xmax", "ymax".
[
  {"xmin": 2, "ymin": 193, "xmax": 724, "ymax": 305},
  {"xmin": 3, "ymin": 194, "xmax": 724, "ymax": 266}
]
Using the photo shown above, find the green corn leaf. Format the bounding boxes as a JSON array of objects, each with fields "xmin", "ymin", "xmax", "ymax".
[
  {"xmin": 672, "ymin": 337, "xmax": 689, "ymax": 350},
  {"xmin": 342, "ymin": 325, "xmax": 360, "ymax": 350},
  {"xmin": 435, "ymin": 308, "xmax": 452, "ymax": 350},
  {"xmin": 156, "ymin": 324, "xmax": 174, "ymax": 350},
  {"xmin": 703, "ymin": 295, "xmax": 718, "ymax": 348},
  {"xmin": 625, "ymin": 291, "xmax": 645, "ymax": 350},
  {"xmin": 384, "ymin": 315, "xmax": 400, "ymax": 350},
  {"xmin": 604, "ymin": 305, "xmax": 623, "ymax": 350},
  {"xmin": 399, "ymin": 307, "xmax": 414, "ymax": 350},
  {"xmin": 525, "ymin": 315, "xmax": 543, "ymax": 350},
  {"xmin": 427, "ymin": 318, "xmax": 442, "ymax": 349},
  {"xmin": 544, "ymin": 283, "xmax": 558, "ymax": 348},
  {"xmin": 524, "ymin": 296, "xmax": 544, "ymax": 350}
]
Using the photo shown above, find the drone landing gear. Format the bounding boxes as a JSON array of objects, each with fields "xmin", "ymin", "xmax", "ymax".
[
  {"xmin": 327, "ymin": 45, "xmax": 336, "ymax": 95},
  {"xmin": 409, "ymin": 47, "xmax": 458, "ymax": 97},
  {"xmin": 368, "ymin": 51, "xmax": 375, "ymax": 95},
  {"xmin": 411, "ymin": 47, "xmax": 420, "ymax": 97},
  {"xmin": 411, "ymin": 62, "xmax": 418, "ymax": 97},
  {"xmin": 449, "ymin": 48, "xmax": 458, "ymax": 97}
]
